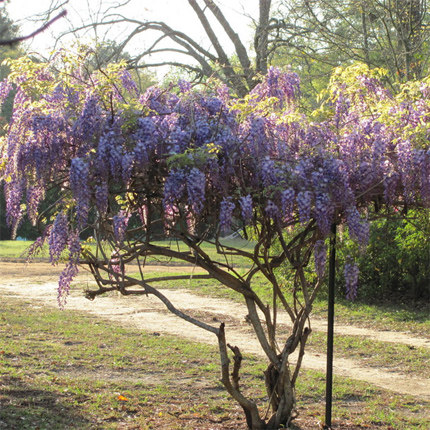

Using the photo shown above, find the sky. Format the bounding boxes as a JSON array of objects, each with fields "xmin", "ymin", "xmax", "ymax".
[{"xmin": 5, "ymin": 0, "xmax": 258, "ymax": 79}]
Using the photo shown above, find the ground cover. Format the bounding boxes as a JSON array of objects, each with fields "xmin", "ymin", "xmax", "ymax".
[{"xmin": 1, "ymin": 295, "xmax": 429, "ymax": 429}]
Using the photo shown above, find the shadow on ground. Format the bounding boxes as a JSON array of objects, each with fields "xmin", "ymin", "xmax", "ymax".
[{"xmin": 0, "ymin": 376, "xmax": 91, "ymax": 429}]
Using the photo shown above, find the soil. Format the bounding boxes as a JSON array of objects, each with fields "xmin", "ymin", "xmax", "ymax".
[{"xmin": 0, "ymin": 261, "xmax": 429, "ymax": 401}]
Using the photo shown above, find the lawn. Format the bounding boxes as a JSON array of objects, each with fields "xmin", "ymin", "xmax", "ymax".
[{"xmin": 1, "ymin": 295, "xmax": 429, "ymax": 429}]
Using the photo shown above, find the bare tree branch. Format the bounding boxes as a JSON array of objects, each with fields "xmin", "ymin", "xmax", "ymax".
[{"xmin": 0, "ymin": 10, "xmax": 67, "ymax": 46}]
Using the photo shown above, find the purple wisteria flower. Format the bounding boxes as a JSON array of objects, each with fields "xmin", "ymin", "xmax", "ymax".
[
  {"xmin": 113, "ymin": 211, "xmax": 131, "ymax": 243},
  {"xmin": 119, "ymin": 68, "xmax": 139, "ymax": 95},
  {"xmin": 57, "ymin": 231, "xmax": 81, "ymax": 308},
  {"xmin": 0, "ymin": 79, "xmax": 12, "ymax": 107},
  {"xmin": 281, "ymin": 188, "xmax": 295, "ymax": 222},
  {"xmin": 344, "ymin": 259, "xmax": 359, "ymax": 300},
  {"xmin": 49, "ymin": 212, "xmax": 69, "ymax": 264},
  {"xmin": 26, "ymin": 235, "xmax": 47, "ymax": 263},
  {"xmin": 58, "ymin": 261, "xmax": 79, "ymax": 308},
  {"xmin": 346, "ymin": 206, "xmax": 369, "ymax": 246},
  {"xmin": 163, "ymin": 170, "xmax": 186, "ymax": 208},
  {"xmin": 70, "ymin": 157, "xmax": 90, "ymax": 226},
  {"xmin": 239, "ymin": 195, "xmax": 253, "ymax": 224},
  {"xmin": 95, "ymin": 182, "xmax": 109, "ymax": 215},
  {"xmin": 178, "ymin": 79, "xmax": 192, "ymax": 93},
  {"xmin": 297, "ymin": 191, "xmax": 312, "ymax": 224},
  {"xmin": 26, "ymin": 185, "xmax": 45, "ymax": 226},
  {"xmin": 314, "ymin": 240, "xmax": 327, "ymax": 279},
  {"xmin": 72, "ymin": 92, "xmax": 103, "ymax": 142},
  {"xmin": 251, "ymin": 66, "xmax": 300, "ymax": 108},
  {"xmin": 220, "ymin": 197, "xmax": 235, "ymax": 233},
  {"xmin": 314, "ymin": 193, "xmax": 333, "ymax": 236},
  {"xmin": 187, "ymin": 168, "xmax": 206, "ymax": 214},
  {"xmin": 261, "ymin": 157, "xmax": 277, "ymax": 187},
  {"xmin": 5, "ymin": 180, "xmax": 23, "ymax": 238}
]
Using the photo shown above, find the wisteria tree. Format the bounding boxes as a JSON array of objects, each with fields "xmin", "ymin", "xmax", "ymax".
[{"xmin": 1, "ymin": 52, "xmax": 429, "ymax": 428}]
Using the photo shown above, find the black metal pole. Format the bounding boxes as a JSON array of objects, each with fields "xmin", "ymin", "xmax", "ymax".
[{"xmin": 325, "ymin": 223, "xmax": 337, "ymax": 429}]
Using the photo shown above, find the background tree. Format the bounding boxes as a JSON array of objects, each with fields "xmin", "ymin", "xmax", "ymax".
[
  {"xmin": 55, "ymin": 0, "xmax": 277, "ymax": 96},
  {"xmin": 273, "ymin": 0, "xmax": 430, "ymax": 101}
]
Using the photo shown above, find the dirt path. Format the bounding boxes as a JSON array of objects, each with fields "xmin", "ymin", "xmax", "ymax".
[{"xmin": 1, "ymin": 262, "xmax": 429, "ymax": 400}]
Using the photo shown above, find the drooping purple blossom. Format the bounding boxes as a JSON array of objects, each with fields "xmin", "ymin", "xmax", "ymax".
[
  {"xmin": 26, "ymin": 235, "xmax": 47, "ymax": 263},
  {"xmin": 26, "ymin": 185, "xmax": 45, "ymax": 226},
  {"xmin": 314, "ymin": 193, "xmax": 333, "ymax": 236},
  {"xmin": 397, "ymin": 139, "xmax": 414, "ymax": 202},
  {"xmin": 49, "ymin": 212, "xmax": 69, "ymax": 264},
  {"xmin": 251, "ymin": 66, "xmax": 300, "ymax": 108},
  {"xmin": 119, "ymin": 68, "xmax": 139, "ymax": 95},
  {"xmin": 58, "ymin": 260, "xmax": 79, "ymax": 308},
  {"xmin": 113, "ymin": 211, "xmax": 131, "ymax": 243},
  {"xmin": 139, "ymin": 86, "xmax": 174, "ymax": 114},
  {"xmin": 344, "ymin": 259, "xmax": 359, "ymax": 300},
  {"xmin": 346, "ymin": 206, "xmax": 369, "ymax": 246},
  {"xmin": 133, "ymin": 117, "xmax": 159, "ymax": 165},
  {"xmin": 187, "ymin": 168, "xmax": 206, "ymax": 214},
  {"xmin": 178, "ymin": 79, "xmax": 192, "ymax": 93},
  {"xmin": 57, "ymin": 231, "xmax": 81, "ymax": 308},
  {"xmin": 70, "ymin": 157, "xmax": 90, "ymax": 226},
  {"xmin": 0, "ymin": 79, "xmax": 12, "ymax": 108},
  {"xmin": 4, "ymin": 180, "xmax": 23, "ymax": 238},
  {"xmin": 72, "ymin": 92, "xmax": 103, "ymax": 143},
  {"xmin": 297, "ymin": 191, "xmax": 312, "ymax": 224},
  {"xmin": 281, "ymin": 188, "xmax": 295, "ymax": 222},
  {"xmin": 163, "ymin": 169, "xmax": 186, "ymax": 208},
  {"xmin": 314, "ymin": 240, "xmax": 327, "ymax": 279},
  {"xmin": 333, "ymin": 91, "xmax": 350, "ymax": 128},
  {"xmin": 261, "ymin": 157, "xmax": 277, "ymax": 187},
  {"xmin": 121, "ymin": 152, "xmax": 134, "ymax": 184},
  {"xmin": 95, "ymin": 182, "xmax": 109, "ymax": 215},
  {"xmin": 239, "ymin": 195, "xmax": 253, "ymax": 224},
  {"xmin": 220, "ymin": 197, "xmax": 235, "ymax": 233},
  {"xmin": 96, "ymin": 127, "xmax": 127, "ymax": 181}
]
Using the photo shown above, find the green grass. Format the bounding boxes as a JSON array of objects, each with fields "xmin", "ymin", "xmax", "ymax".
[
  {"xmin": 307, "ymin": 332, "xmax": 430, "ymax": 377},
  {"xmin": 0, "ymin": 240, "xmax": 49, "ymax": 260},
  {"xmin": 0, "ymin": 238, "xmax": 254, "ymax": 267},
  {"xmin": 1, "ymin": 294, "xmax": 429, "ymax": 429}
]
